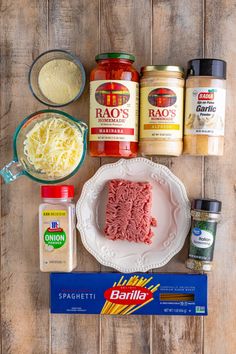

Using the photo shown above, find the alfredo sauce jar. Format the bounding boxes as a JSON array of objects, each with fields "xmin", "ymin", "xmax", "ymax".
[
  {"xmin": 89, "ymin": 52, "xmax": 139, "ymax": 157},
  {"xmin": 139, "ymin": 66, "xmax": 184, "ymax": 156}
]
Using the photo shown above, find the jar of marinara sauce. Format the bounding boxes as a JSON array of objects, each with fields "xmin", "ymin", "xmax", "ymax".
[{"xmin": 89, "ymin": 52, "xmax": 139, "ymax": 157}]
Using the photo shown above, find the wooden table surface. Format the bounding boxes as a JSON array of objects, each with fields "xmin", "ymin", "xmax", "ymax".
[{"xmin": 0, "ymin": 1, "xmax": 236, "ymax": 353}]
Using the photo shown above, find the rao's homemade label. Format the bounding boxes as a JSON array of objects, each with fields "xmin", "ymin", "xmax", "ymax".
[
  {"xmin": 188, "ymin": 220, "xmax": 217, "ymax": 262},
  {"xmin": 140, "ymin": 86, "xmax": 184, "ymax": 139},
  {"xmin": 90, "ymin": 80, "xmax": 139, "ymax": 142},
  {"xmin": 185, "ymin": 87, "xmax": 226, "ymax": 136}
]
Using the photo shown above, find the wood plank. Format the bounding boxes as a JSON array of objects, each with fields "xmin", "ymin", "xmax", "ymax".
[
  {"xmin": 101, "ymin": 316, "xmax": 150, "ymax": 354},
  {"xmin": 151, "ymin": 1, "xmax": 204, "ymax": 353},
  {"xmin": 204, "ymin": 1, "xmax": 236, "ymax": 353},
  {"xmin": 1, "ymin": 2, "xmax": 235, "ymax": 354},
  {"xmin": 152, "ymin": 316, "xmax": 202, "ymax": 354},
  {"xmin": 0, "ymin": 1, "xmax": 50, "ymax": 353},
  {"xmin": 99, "ymin": 1, "xmax": 152, "ymax": 353},
  {"xmin": 48, "ymin": 1, "xmax": 101, "ymax": 354},
  {"xmin": 100, "ymin": 0, "xmax": 152, "ymax": 67}
]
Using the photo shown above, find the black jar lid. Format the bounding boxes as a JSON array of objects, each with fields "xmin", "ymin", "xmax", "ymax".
[
  {"xmin": 187, "ymin": 59, "xmax": 227, "ymax": 79},
  {"xmin": 192, "ymin": 199, "xmax": 222, "ymax": 213}
]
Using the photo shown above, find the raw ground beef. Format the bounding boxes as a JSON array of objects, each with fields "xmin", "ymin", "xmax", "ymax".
[{"xmin": 104, "ymin": 179, "xmax": 157, "ymax": 244}]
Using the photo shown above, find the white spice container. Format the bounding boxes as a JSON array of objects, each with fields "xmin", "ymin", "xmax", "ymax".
[{"xmin": 39, "ymin": 185, "xmax": 77, "ymax": 272}]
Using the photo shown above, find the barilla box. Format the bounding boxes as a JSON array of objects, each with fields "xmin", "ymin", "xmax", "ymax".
[{"xmin": 50, "ymin": 273, "xmax": 208, "ymax": 316}]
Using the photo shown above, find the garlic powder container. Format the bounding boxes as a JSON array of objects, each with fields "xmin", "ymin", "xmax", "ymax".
[
  {"xmin": 39, "ymin": 185, "xmax": 77, "ymax": 272},
  {"xmin": 184, "ymin": 59, "xmax": 227, "ymax": 156}
]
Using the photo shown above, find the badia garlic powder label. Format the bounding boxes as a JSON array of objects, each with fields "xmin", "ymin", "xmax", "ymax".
[{"xmin": 184, "ymin": 87, "xmax": 226, "ymax": 136}]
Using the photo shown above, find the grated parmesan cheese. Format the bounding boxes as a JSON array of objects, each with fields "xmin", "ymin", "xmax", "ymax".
[{"xmin": 38, "ymin": 59, "xmax": 82, "ymax": 104}]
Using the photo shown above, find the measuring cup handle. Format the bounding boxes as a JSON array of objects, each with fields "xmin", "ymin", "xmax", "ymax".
[
  {"xmin": 0, "ymin": 160, "xmax": 25, "ymax": 184},
  {"xmin": 77, "ymin": 120, "xmax": 88, "ymax": 132}
]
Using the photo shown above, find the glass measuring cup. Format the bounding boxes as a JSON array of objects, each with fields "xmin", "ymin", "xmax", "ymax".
[{"xmin": 0, "ymin": 110, "xmax": 88, "ymax": 184}]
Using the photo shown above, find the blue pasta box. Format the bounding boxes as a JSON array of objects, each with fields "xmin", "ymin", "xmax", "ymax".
[{"xmin": 50, "ymin": 273, "xmax": 208, "ymax": 316}]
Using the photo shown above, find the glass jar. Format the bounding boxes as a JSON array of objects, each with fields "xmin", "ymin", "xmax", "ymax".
[
  {"xmin": 184, "ymin": 59, "xmax": 227, "ymax": 155},
  {"xmin": 89, "ymin": 52, "xmax": 139, "ymax": 157},
  {"xmin": 39, "ymin": 185, "xmax": 77, "ymax": 272},
  {"xmin": 139, "ymin": 65, "xmax": 184, "ymax": 156},
  {"xmin": 186, "ymin": 199, "xmax": 222, "ymax": 272}
]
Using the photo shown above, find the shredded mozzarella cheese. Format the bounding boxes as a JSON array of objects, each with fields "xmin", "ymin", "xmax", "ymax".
[{"xmin": 23, "ymin": 117, "xmax": 83, "ymax": 178}]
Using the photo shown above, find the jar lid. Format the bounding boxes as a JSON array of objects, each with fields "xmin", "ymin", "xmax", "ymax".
[
  {"xmin": 41, "ymin": 185, "xmax": 74, "ymax": 198},
  {"xmin": 192, "ymin": 199, "xmax": 222, "ymax": 213},
  {"xmin": 141, "ymin": 65, "xmax": 184, "ymax": 75},
  {"xmin": 95, "ymin": 52, "xmax": 135, "ymax": 62},
  {"xmin": 187, "ymin": 59, "xmax": 227, "ymax": 79}
]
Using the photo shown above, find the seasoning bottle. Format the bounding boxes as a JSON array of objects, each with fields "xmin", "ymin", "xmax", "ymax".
[
  {"xmin": 139, "ymin": 65, "xmax": 184, "ymax": 156},
  {"xmin": 89, "ymin": 52, "xmax": 139, "ymax": 157},
  {"xmin": 39, "ymin": 185, "xmax": 77, "ymax": 272},
  {"xmin": 186, "ymin": 199, "xmax": 222, "ymax": 272},
  {"xmin": 184, "ymin": 59, "xmax": 227, "ymax": 155}
]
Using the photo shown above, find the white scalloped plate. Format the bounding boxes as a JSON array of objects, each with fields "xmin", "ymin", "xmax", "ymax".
[{"xmin": 76, "ymin": 158, "xmax": 191, "ymax": 273}]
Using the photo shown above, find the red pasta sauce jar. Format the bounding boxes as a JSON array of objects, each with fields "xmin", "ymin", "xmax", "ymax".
[{"xmin": 89, "ymin": 52, "xmax": 139, "ymax": 157}]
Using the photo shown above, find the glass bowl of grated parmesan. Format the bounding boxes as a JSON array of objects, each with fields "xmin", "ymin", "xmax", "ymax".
[
  {"xmin": 0, "ymin": 110, "xmax": 88, "ymax": 184},
  {"xmin": 29, "ymin": 49, "xmax": 86, "ymax": 107}
]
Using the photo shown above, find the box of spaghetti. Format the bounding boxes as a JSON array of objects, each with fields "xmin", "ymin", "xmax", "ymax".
[{"xmin": 50, "ymin": 273, "xmax": 207, "ymax": 315}]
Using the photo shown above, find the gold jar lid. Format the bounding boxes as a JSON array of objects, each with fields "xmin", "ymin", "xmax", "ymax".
[{"xmin": 141, "ymin": 65, "xmax": 184, "ymax": 76}]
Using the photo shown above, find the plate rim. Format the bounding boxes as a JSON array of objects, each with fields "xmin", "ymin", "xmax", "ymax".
[{"xmin": 76, "ymin": 157, "xmax": 191, "ymax": 273}]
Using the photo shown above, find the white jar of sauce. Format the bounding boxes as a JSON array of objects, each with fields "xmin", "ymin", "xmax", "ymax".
[{"xmin": 139, "ymin": 65, "xmax": 184, "ymax": 156}]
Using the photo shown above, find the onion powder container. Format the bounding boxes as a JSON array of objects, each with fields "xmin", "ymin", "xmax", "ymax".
[{"xmin": 39, "ymin": 185, "xmax": 77, "ymax": 272}]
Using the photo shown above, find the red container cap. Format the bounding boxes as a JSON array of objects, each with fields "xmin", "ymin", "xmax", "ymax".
[{"xmin": 41, "ymin": 185, "xmax": 74, "ymax": 198}]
